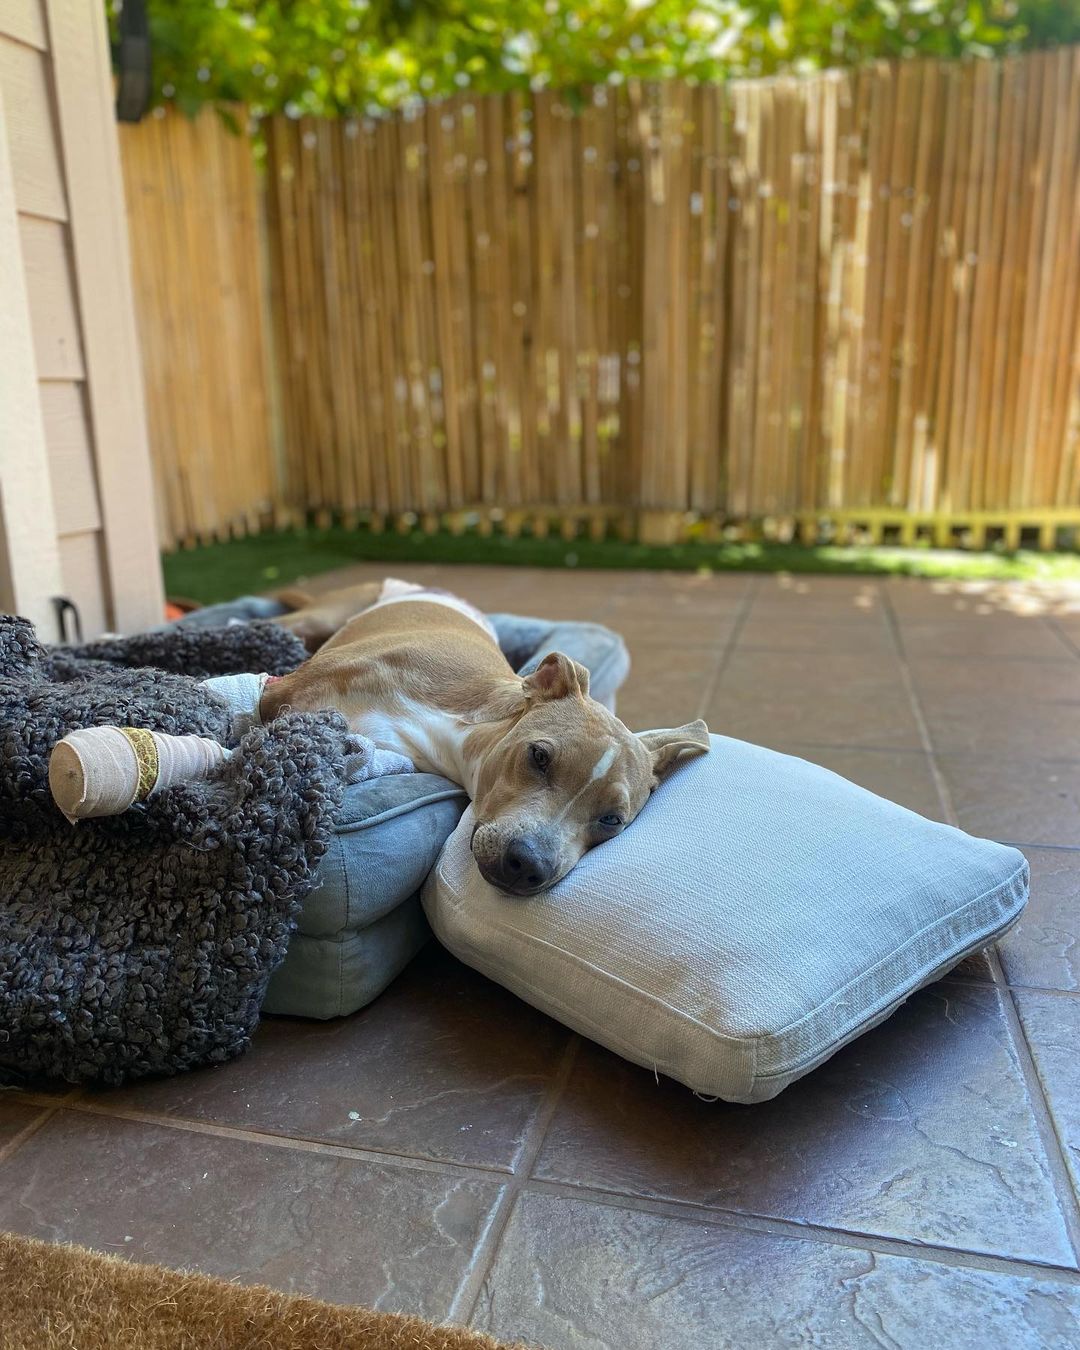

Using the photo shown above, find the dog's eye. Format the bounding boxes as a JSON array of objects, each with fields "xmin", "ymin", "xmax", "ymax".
[
  {"xmin": 529, "ymin": 743, "xmax": 550, "ymax": 771},
  {"xmin": 597, "ymin": 813, "xmax": 623, "ymax": 830}
]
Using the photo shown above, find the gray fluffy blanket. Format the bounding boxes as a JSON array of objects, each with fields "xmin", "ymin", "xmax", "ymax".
[{"xmin": 0, "ymin": 615, "xmax": 347, "ymax": 1086}]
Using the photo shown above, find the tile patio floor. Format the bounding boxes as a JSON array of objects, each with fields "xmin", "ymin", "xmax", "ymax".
[{"xmin": 3, "ymin": 568, "xmax": 1080, "ymax": 1347}]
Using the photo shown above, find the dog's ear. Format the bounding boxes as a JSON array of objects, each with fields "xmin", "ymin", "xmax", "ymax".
[
  {"xmin": 525, "ymin": 652, "xmax": 590, "ymax": 701},
  {"xmin": 464, "ymin": 653, "xmax": 590, "ymax": 724},
  {"xmin": 638, "ymin": 720, "xmax": 711, "ymax": 780}
]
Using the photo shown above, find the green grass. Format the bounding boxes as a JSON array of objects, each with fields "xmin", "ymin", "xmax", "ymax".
[{"xmin": 162, "ymin": 525, "xmax": 1080, "ymax": 605}]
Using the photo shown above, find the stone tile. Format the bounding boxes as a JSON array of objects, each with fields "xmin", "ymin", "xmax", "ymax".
[
  {"xmin": 909, "ymin": 659, "xmax": 1080, "ymax": 759},
  {"xmin": 1000, "ymin": 850, "xmax": 1080, "ymax": 992},
  {"xmin": 741, "ymin": 599, "xmax": 887, "ymax": 628},
  {"xmin": 616, "ymin": 645, "xmax": 718, "ymax": 732},
  {"xmin": 1015, "ymin": 991, "xmax": 1080, "ymax": 1199},
  {"xmin": 909, "ymin": 659, "xmax": 1080, "ymax": 701},
  {"xmin": 613, "ymin": 580, "xmax": 746, "ymax": 605},
  {"xmin": 93, "ymin": 946, "xmax": 569, "ymax": 1171},
  {"xmin": 640, "ymin": 570, "xmax": 753, "ymax": 593},
  {"xmin": 885, "ymin": 583, "xmax": 991, "ymax": 620},
  {"xmin": 607, "ymin": 604, "xmax": 737, "ymax": 650},
  {"xmin": 302, "ymin": 563, "xmax": 623, "ymax": 625},
  {"xmin": 912, "ymin": 656, "xmax": 1080, "ymax": 702},
  {"xmin": 534, "ymin": 983, "xmax": 1074, "ymax": 1264},
  {"xmin": 0, "ymin": 1110, "xmax": 502, "ymax": 1317},
  {"xmin": 477, "ymin": 581, "xmax": 622, "ymax": 625},
  {"xmin": 1052, "ymin": 618, "xmax": 1080, "ymax": 653},
  {"xmin": 451, "ymin": 565, "xmax": 619, "ymax": 603},
  {"xmin": 886, "ymin": 579, "xmax": 1067, "ymax": 622},
  {"xmin": 617, "ymin": 674, "xmax": 716, "ymax": 733},
  {"xmin": 605, "ymin": 571, "xmax": 752, "ymax": 605},
  {"xmin": 475, "ymin": 1192, "xmax": 1080, "ymax": 1350},
  {"xmin": 737, "ymin": 616, "xmax": 894, "ymax": 653},
  {"xmin": 484, "ymin": 597, "xmax": 619, "ymax": 625},
  {"xmin": 900, "ymin": 617, "xmax": 1075, "ymax": 662},
  {"xmin": 706, "ymin": 650, "xmax": 921, "ymax": 752},
  {"xmin": 753, "ymin": 576, "xmax": 884, "ymax": 611},
  {"xmin": 938, "ymin": 757, "xmax": 1080, "ymax": 848},
  {"xmin": 765, "ymin": 744, "xmax": 946, "ymax": 819},
  {"xmin": 0, "ymin": 1099, "xmax": 47, "ymax": 1154}
]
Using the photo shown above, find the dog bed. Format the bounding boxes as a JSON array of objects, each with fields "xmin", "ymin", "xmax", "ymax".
[
  {"xmin": 423, "ymin": 734, "xmax": 1028, "ymax": 1103},
  {"xmin": 152, "ymin": 597, "xmax": 632, "ymax": 1021},
  {"xmin": 0, "ymin": 602, "xmax": 630, "ymax": 1081},
  {"xmin": 262, "ymin": 772, "xmax": 466, "ymax": 1017}
]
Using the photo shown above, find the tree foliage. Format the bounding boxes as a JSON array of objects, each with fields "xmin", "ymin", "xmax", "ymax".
[{"xmin": 110, "ymin": 0, "xmax": 1080, "ymax": 118}]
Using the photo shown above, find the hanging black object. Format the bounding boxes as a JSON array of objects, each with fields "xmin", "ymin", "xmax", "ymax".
[
  {"xmin": 114, "ymin": 0, "xmax": 151, "ymax": 124},
  {"xmin": 51, "ymin": 597, "xmax": 83, "ymax": 644}
]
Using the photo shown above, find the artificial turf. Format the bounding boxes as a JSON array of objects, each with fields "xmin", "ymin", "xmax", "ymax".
[{"xmin": 162, "ymin": 524, "xmax": 1080, "ymax": 605}]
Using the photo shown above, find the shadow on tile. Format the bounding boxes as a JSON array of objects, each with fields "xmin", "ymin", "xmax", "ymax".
[{"xmin": 91, "ymin": 946, "xmax": 570, "ymax": 1171}]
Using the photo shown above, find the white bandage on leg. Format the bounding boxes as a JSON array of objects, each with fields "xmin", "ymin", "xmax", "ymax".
[
  {"xmin": 48, "ymin": 726, "xmax": 228, "ymax": 823},
  {"xmin": 200, "ymin": 672, "xmax": 270, "ymax": 741}
]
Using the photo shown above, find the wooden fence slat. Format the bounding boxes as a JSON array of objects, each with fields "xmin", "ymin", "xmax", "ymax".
[{"xmin": 1051, "ymin": 49, "xmax": 1080, "ymax": 505}]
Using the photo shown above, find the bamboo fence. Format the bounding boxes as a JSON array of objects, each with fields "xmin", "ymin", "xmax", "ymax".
[
  {"xmin": 121, "ymin": 110, "xmax": 276, "ymax": 545},
  {"xmin": 120, "ymin": 48, "xmax": 1080, "ymax": 550}
]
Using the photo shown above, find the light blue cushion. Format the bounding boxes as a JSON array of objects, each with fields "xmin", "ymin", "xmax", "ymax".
[
  {"xmin": 262, "ymin": 774, "xmax": 466, "ymax": 1018},
  {"xmin": 264, "ymin": 896, "xmax": 432, "ymax": 1019},
  {"xmin": 159, "ymin": 596, "xmax": 290, "ymax": 630},
  {"xmin": 424, "ymin": 735, "xmax": 1029, "ymax": 1102}
]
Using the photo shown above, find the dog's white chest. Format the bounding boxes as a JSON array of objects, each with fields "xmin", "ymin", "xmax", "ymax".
[{"xmin": 349, "ymin": 697, "xmax": 473, "ymax": 792}]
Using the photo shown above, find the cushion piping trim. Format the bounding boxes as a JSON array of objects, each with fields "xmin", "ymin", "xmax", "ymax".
[
  {"xmin": 333, "ymin": 785, "xmax": 466, "ymax": 835},
  {"xmin": 764, "ymin": 857, "xmax": 1028, "ymax": 1041},
  {"xmin": 753, "ymin": 889, "xmax": 1026, "ymax": 1081}
]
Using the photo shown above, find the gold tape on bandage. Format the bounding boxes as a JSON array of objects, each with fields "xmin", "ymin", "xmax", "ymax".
[{"xmin": 120, "ymin": 727, "xmax": 159, "ymax": 802}]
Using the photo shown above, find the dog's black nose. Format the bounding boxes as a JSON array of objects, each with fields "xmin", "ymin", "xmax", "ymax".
[{"xmin": 498, "ymin": 837, "xmax": 556, "ymax": 894}]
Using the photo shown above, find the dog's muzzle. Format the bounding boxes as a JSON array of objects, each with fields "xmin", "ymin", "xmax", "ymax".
[{"xmin": 478, "ymin": 834, "xmax": 558, "ymax": 896}]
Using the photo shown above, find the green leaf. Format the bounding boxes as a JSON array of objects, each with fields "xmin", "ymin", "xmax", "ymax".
[{"xmin": 114, "ymin": 0, "xmax": 1080, "ymax": 120}]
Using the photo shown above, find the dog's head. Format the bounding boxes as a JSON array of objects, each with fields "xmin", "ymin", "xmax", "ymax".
[{"xmin": 469, "ymin": 652, "xmax": 710, "ymax": 896}]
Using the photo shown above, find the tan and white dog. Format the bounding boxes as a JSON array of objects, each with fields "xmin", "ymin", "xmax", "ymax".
[{"xmin": 264, "ymin": 580, "xmax": 711, "ymax": 895}]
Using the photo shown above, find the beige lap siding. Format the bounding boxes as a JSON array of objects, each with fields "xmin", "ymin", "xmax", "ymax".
[
  {"xmin": 19, "ymin": 217, "xmax": 85, "ymax": 379},
  {"xmin": 0, "ymin": 0, "xmax": 44, "ymax": 51},
  {"xmin": 40, "ymin": 383, "xmax": 103, "ymax": 537},
  {"xmin": 0, "ymin": 0, "xmax": 162, "ymax": 639},
  {"xmin": 0, "ymin": 35, "xmax": 63, "ymax": 219}
]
